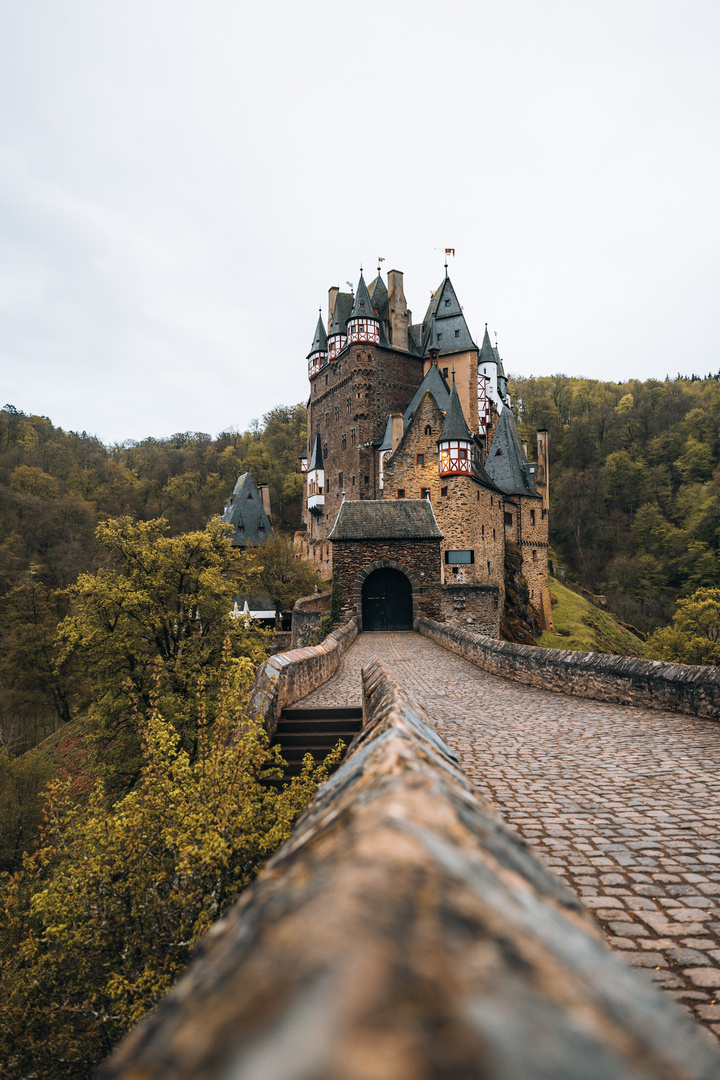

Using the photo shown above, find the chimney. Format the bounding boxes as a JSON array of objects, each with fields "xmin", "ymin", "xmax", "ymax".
[
  {"xmin": 387, "ymin": 270, "xmax": 409, "ymax": 351},
  {"xmin": 390, "ymin": 413, "xmax": 404, "ymax": 453},
  {"xmin": 535, "ymin": 430, "xmax": 549, "ymax": 512},
  {"xmin": 328, "ymin": 286, "xmax": 339, "ymax": 330},
  {"xmin": 257, "ymin": 483, "xmax": 272, "ymax": 520}
]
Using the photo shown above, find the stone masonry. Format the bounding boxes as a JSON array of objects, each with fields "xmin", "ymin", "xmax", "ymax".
[{"xmin": 292, "ymin": 631, "xmax": 720, "ymax": 1042}]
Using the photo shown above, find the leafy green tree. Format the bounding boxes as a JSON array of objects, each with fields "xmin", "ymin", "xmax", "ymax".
[
  {"xmin": 0, "ymin": 750, "xmax": 53, "ymax": 873},
  {"xmin": 0, "ymin": 654, "xmax": 339, "ymax": 1079},
  {"xmin": 645, "ymin": 587, "xmax": 720, "ymax": 665},
  {"xmin": 246, "ymin": 533, "xmax": 323, "ymax": 627},
  {"xmin": 55, "ymin": 516, "xmax": 269, "ymax": 793}
]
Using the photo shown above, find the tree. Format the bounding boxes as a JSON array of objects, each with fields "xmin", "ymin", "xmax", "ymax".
[
  {"xmin": 54, "ymin": 516, "xmax": 269, "ymax": 793},
  {"xmin": 246, "ymin": 534, "xmax": 323, "ymax": 627},
  {"xmin": 645, "ymin": 587, "xmax": 720, "ymax": 665},
  {"xmin": 0, "ymin": 653, "xmax": 340, "ymax": 1079}
]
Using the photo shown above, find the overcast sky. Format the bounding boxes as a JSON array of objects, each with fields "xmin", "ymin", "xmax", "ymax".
[{"xmin": 2, "ymin": 0, "xmax": 719, "ymax": 444}]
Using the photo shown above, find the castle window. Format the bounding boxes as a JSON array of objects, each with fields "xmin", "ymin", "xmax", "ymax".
[
  {"xmin": 445, "ymin": 550, "xmax": 474, "ymax": 565},
  {"xmin": 325, "ymin": 412, "xmax": 329, "ymax": 426},
  {"xmin": 339, "ymin": 471, "xmax": 344, "ymax": 490},
  {"xmin": 325, "ymin": 375, "xmax": 328, "ymax": 386},
  {"xmin": 424, "ymin": 425, "xmax": 432, "ymax": 435},
  {"xmin": 397, "ymin": 489, "xmax": 405, "ymax": 499},
  {"xmin": 481, "ymin": 524, "xmax": 484, "ymax": 536},
  {"xmin": 458, "ymin": 448, "xmax": 467, "ymax": 460},
  {"xmin": 442, "ymin": 368, "xmax": 449, "ymax": 378},
  {"xmin": 352, "ymin": 476, "xmax": 355, "ymax": 486},
  {"xmin": 350, "ymin": 428, "xmax": 356, "ymax": 446},
  {"xmin": 532, "ymin": 549, "xmax": 537, "ymax": 562},
  {"xmin": 334, "ymin": 406, "xmax": 339, "ymax": 420},
  {"xmin": 504, "ymin": 512, "xmax": 513, "ymax": 527},
  {"xmin": 487, "ymin": 561, "xmax": 491, "ymax": 576},
  {"xmin": 455, "ymin": 329, "xmax": 460, "ymax": 338},
  {"xmin": 493, "ymin": 529, "xmax": 496, "ymax": 539},
  {"xmin": 247, "ymin": 493, "xmax": 253, "ymax": 500},
  {"xmin": 346, "ymin": 399, "xmax": 351, "ymax": 415},
  {"xmin": 364, "ymin": 475, "xmax": 369, "ymax": 484},
  {"xmin": 444, "ymin": 298, "xmax": 450, "ymax": 307},
  {"xmin": 238, "ymin": 524, "xmax": 243, "ymax": 532},
  {"xmin": 258, "ymin": 524, "xmax": 264, "ymax": 533},
  {"xmin": 324, "ymin": 444, "xmax": 328, "ymax": 457},
  {"xmin": 326, "ymin": 480, "xmax": 330, "ymax": 493},
  {"xmin": 441, "ymin": 486, "xmax": 448, "ymax": 497},
  {"xmin": 421, "ymin": 488, "xmax": 430, "ymax": 500},
  {"xmin": 490, "ymin": 497, "xmax": 493, "ymax": 506},
  {"xmin": 530, "ymin": 510, "xmax": 536, "ymax": 525},
  {"xmin": 416, "ymin": 453, "xmax": 424, "ymax": 465},
  {"xmin": 342, "ymin": 434, "xmax": 346, "ymax": 450}
]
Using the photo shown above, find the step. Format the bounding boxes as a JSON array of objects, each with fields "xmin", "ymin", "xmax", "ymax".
[
  {"xmin": 281, "ymin": 707, "xmax": 362, "ymax": 721},
  {"xmin": 276, "ymin": 719, "xmax": 362, "ymax": 735},
  {"xmin": 277, "ymin": 743, "xmax": 347, "ymax": 760},
  {"xmin": 276, "ymin": 732, "xmax": 354, "ymax": 748}
]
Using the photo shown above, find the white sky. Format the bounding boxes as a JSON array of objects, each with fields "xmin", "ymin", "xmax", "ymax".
[{"xmin": 1, "ymin": 0, "xmax": 719, "ymax": 444}]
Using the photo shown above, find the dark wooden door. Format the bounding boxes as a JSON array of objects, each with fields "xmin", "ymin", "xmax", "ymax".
[{"xmin": 362, "ymin": 568, "xmax": 412, "ymax": 631}]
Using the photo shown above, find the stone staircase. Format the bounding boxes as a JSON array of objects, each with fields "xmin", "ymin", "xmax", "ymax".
[{"xmin": 274, "ymin": 706, "xmax": 363, "ymax": 777}]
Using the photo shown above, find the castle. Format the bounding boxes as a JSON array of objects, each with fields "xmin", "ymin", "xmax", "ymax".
[{"xmin": 296, "ymin": 265, "xmax": 552, "ymax": 636}]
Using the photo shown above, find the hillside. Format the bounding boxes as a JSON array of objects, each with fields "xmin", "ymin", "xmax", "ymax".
[{"xmin": 537, "ymin": 577, "xmax": 644, "ymax": 656}]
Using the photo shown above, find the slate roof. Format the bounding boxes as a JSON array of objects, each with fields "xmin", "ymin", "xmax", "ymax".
[
  {"xmin": 484, "ymin": 408, "xmax": 540, "ymax": 498},
  {"xmin": 402, "ymin": 364, "xmax": 450, "ymax": 427},
  {"xmin": 308, "ymin": 432, "xmax": 324, "ymax": 471},
  {"xmin": 421, "ymin": 276, "xmax": 477, "ymax": 356},
  {"xmin": 329, "ymin": 292, "xmax": 353, "ymax": 336},
  {"xmin": 350, "ymin": 273, "xmax": 377, "ymax": 320},
  {"xmin": 439, "ymin": 377, "xmax": 473, "ymax": 442},
  {"xmin": 368, "ymin": 273, "xmax": 388, "ymax": 320},
  {"xmin": 308, "ymin": 313, "xmax": 327, "ymax": 356},
  {"xmin": 328, "ymin": 499, "xmax": 443, "ymax": 541},
  {"xmin": 479, "ymin": 326, "xmax": 496, "ymax": 366},
  {"xmin": 221, "ymin": 472, "xmax": 274, "ymax": 547}
]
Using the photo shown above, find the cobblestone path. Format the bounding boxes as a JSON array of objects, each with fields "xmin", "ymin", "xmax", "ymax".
[{"xmin": 295, "ymin": 631, "xmax": 720, "ymax": 1039}]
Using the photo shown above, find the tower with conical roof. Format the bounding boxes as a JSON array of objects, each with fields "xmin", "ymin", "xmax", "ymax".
[
  {"xmin": 346, "ymin": 272, "xmax": 380, "ymax": 345},
  {"xmin": 307, "ymin": 312, "xmax": 328, "ymax": 380},
  {"xmin": 438, "ymin": 376, "xmax": 473, "ymax": 478}
]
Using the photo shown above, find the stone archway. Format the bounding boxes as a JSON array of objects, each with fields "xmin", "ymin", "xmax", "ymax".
[{"xmin": 361, "ymin": 567, "xmax": 413, "ymax": 631}]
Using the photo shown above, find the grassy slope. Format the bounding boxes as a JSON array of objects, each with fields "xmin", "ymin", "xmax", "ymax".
[
  {"xmin": 537, "ymin": 577, "xmax": 644, "ymax": 657},
  {"xmin": 27, "ymin": 714, "xmax": 99, "ymax": 799}
]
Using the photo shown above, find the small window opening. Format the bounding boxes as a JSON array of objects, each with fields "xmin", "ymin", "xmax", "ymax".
[
  {"xmin": 364, "ymin": 475, "xmax": 369, "ymax": 484},
  {"xmin": 397, "ymin": 488, "xmax": 405, "ymax": 499},
  {"xmin": 530, "ymin": 510, "xmax": 536, "ymax": 525},
  {"xmin": 421, "ymin": 488, "xmax": 430, "ymax": 500},
  {"xmin": 441, "ymin": 486, "xmax": 448, "ymax": 497},
  {"xmin": 504, "ymin": 512, "xmax": 513, "ymax": 527},
  {"xmin": 416, "ymin": 453, "xmax": 424, "ymax": 465},
  {"xmin": 424, "ymin": 425, "xmax": 432, "ymax": 435},
  {"xmin": 455, "ymin": 329, "xmax": 460, "ymax": 338},
  {"xmin": 442, "ymin": 368, "xmax": 449, "ymax": 378}
]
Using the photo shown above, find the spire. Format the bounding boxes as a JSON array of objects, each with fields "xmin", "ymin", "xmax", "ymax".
[
  {"xmin": 350, "ymin": 272, "xmax": 377, "ymax": 320},
  {"xmin": 428, "ymin": 314, "xmax": 441, "ymax": 357},
  {"xmin": 479, "ymin": 324, "xmax": 496, "ymax": 366},
  {"xmin": 439, "ymin": 375, "xmax": 473, "ymax": 443},
  {"xmin": 308, "ymin": 311, "xmax": 328, "ymax": 356}
]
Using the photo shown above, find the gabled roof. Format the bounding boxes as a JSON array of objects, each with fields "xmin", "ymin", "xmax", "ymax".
[
  {"xmin": 484, "ymin": 408, "xmax": 540, "ymax": 498},
  {"xmin": 307, "ymin": 313, "xmax": 327, "ymax": 357},
  {"xmin": 328, "ymin": 499, "xmax": 443, "ymax": 541},
  {"xmin": 350, "ymin": 273, "xmax": 378, "ymax": 320},
  {"xmin": 221, "ymin": 472, "xmax": 274, "ymax": 547},
  {"xmin": 329, "ymin": 292, "xmax": 353, "ymax": 336},
  {"xmin": 308, "ymin": 432, "xmax": 323, "ymax": 471},
  {"xmin": 439, "ymin": 377, "xmax": 473, "ymax": 442},
  {"xmin": 402, "ymin": 363, "xmax": 450, "ymax": 427},
  {"xmin": 421, "ymin": 276, "xmax": 476, "ymax": 356},
  {"xmin": 368, "ymin": 273, "xmax": 388, "ymax": 320}
]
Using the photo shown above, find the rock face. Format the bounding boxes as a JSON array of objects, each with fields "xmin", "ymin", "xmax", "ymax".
[{"xmin": 101, "ymin": 661, "xmax": 720, "ymax": 1080}]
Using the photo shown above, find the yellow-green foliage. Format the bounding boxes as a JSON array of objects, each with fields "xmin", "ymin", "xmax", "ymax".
[
  {"xmin": 645, "ymin": 587, "xmax": 720, "ymax": 665},
  {"xmin": 0, "ymin": 651, "xmax": 339, "ymax": 1079},
  {"xmin": 536, "ymin": 577, "xmax": 643, "ymax": 656}
]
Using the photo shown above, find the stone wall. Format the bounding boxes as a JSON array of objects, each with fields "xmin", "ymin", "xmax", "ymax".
[
  {"xmin": 438, "ymin": 583, "xmax": 500, "ymax": 637},
  {"xmin": 246, "ymin": 617, "xmax": 357, "ymax": 736},
  {"xmin": 101, "ymin": 659, "xmax": 720, "ymax": 1080},
  {"xmin": 290, "ymin": 590, "xmax": 331, "ymax": 649},
  {"xmin": 418, "ymin": 616, "xmax": 720, "ymax": 719},
  {"xmin": 332, "ymin": 537, "xmax": 442, "ymax": 624}
]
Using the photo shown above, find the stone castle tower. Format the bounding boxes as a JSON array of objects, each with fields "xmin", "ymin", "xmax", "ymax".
[{"xmin": 296, "ymin": 266, "xmax": 552, "ymax": 635}]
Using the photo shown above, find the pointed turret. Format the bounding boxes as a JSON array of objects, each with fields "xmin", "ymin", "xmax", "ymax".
[
  {"xmin": 306, "ymin": 433, "xmax": 325, "ymax": 516},
  {"xmin": 422, "ymin": 276, "xmax": 476, "ymax": 355},
  {"xmin": 221, "ymin": 472, "xmax": 274, "ymax": 547},
  {"xmin": 368, "ymin": 272, "xmax": 388, "ymax": 320},
  {"xmin": 327, "ymin": 291, "xmax": 353, "ymax": 360},
  {"xmin": 484, "ymin": 408, "xmax": 539, "ymax": 498},
  {"xmin": 307, "ymin": 312, "xmax": 328, "ymax": 379},
  {"xmin": 347, "ymin": 272, "xmax": 380, "ymax": 345},
  {"xmin": 427, "ymin": 314, "xmax": 441, "ymax": 365},
  {"xmin": 438, "ymin": 376, "xmax": 473, "ymax": 477}
]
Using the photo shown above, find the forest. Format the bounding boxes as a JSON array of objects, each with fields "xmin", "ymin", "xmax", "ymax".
[{"xmin": 1, "ymin": 372, "xmax": 720, "ymax": 1076}]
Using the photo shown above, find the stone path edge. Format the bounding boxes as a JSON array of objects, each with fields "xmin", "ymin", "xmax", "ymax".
[{"xmin": 417, "ymin": 616, "xmax": 720, "ymax": 719}]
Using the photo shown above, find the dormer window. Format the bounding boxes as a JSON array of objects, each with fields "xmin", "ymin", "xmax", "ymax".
[
  {"xmin": 445, "ymin": 299, "xmax": 450, "ymax": 306},
  {"xmin": 247, "ymin": 493, "xmax": 253, "ymax": 499}
]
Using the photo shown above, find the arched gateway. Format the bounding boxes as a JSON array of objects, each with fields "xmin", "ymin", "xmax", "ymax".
[{"xmin": 362, "ymin": 567, "xmax": 413, "ymax": 631}]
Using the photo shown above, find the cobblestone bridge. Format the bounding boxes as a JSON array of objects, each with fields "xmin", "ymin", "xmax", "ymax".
[{"xmin": 295, "ymin": 631, "xmax": 720, "ymax": 1041}]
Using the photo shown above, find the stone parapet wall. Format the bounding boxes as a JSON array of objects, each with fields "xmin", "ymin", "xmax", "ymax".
[
  {"xmin": 333, "ymin": 537, "xmax": 442, "ymax": 624},
  {"xmin": 246, "ymin": 617, "xmax": 357, "ymax": 736},
  {"xmin": 290, "ymin": 590, "xmax": 331, "ymax": 649},
  {"xmin": 418, "ymin": 616, "xmax": 720, "ymax": 719},
  {"xmin": 102, "ymin": 659, "xmax": 719, "ymax": 1080}
]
